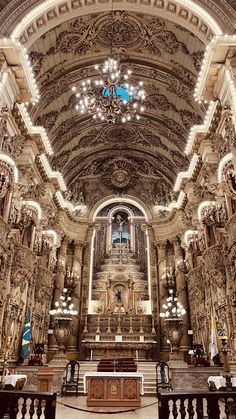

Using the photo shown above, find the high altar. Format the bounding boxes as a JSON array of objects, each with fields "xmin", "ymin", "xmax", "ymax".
[{"xmin": 82, "ymin": 206, "xmax": 157, "ymax": 359}]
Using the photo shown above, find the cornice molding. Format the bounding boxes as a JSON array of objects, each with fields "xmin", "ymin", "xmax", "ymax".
[{"xmin": 0, "ymin": 0, "xmax": 225, "ymax": 41}]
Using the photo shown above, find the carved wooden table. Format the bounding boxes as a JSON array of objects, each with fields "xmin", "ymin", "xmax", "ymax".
[{"xmin": 84, "ymin": 372, "xmax": 144, "ymax": 407}]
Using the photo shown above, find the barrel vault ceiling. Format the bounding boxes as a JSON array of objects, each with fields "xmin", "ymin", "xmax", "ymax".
[
  {"xmin": 26, "ymin": 10, "xmax": 207, "ymax": 209},
  {"xmin": 0, "ymin": 1, "xmax": 235, "ymax": 211}
]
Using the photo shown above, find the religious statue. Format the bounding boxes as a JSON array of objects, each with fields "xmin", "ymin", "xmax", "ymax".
[
  {"xmin": 115, "ymin": 288, "xmax": 122, "ymax": 303},
  {"xmin": 116, "ymin": 214, "xmax": 125, "ymax": 239}
]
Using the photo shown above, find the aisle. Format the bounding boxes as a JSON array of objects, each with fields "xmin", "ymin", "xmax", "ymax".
[{"xmin": 55, "ymin": 396, "xmax": 159, "ymax": 419}]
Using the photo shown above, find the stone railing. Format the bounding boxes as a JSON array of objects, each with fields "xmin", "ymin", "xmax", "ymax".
[
  {"xmin": 0, "ymin": 390, "xmax": 57, "ymax": 418},
  {"xmin": 158, "ymin": 389, "xmax": 236, "ymax": 419}
]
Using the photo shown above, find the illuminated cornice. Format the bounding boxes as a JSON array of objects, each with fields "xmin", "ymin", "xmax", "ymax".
[
  {"xmin": 18, "ymin": 104, "xmax": 53, "ymax": 155},
  {"xmin": 185, "ymin": 101, "xmax": 218, "ymax": 155},
  {"xmin": 39, "ymin": 154, "xmax": 66, "ymax": 191},
  {"xmin": 174, "ymin": 154, "xmax": 200, "ymax": 192},
  {"xmin": 9, "ymin": 0, "xmax": 222, "ymax": 44},
  {"xmin": 0, "ymin": 38, "xmax": 40, "ymax": 101},
  {"xmin": 154, "ymin": 190, "xmax": 186, "ymax": 215},
  {"xmin": 55, "ymin": 191, "xmax": 87, "ymax": 214},
  {"xmin": 194, "ymin": 35, "xmax": 236, "ymax": 100}
]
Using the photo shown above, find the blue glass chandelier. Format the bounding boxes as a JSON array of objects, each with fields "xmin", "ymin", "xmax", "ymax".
[{"xmin": 72, "ymin": 56, "xmax": 145, "ymax": 124}]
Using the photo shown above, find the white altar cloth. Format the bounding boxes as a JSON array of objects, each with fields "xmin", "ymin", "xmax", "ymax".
[
  {"xmin": 83, "ymin": 371, "xmax": 144, "ymax": 395},
  {"xmin": 208, "ymin": 376, "xmax": 236, "ymax": 390},
  {"xmin": 4, "ymin": 374, "xmax": 27, "ymax": 387}
]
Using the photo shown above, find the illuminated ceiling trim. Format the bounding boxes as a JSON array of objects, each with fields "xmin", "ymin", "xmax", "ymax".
[
  {"xmin": 154, "ymin": 190, "xmax": 186, "ymax": 213},
  {"xmin": 55, "ymin": 191, "xmax": 87, "ymax": 213},
  {"xmin": 39, "ymin": 154, "xmax": 67, "ymax": 191},
  {"xmin": 185, "ymin": 101, "xmax": 217, "ymax": 155},
  {"xmin": 18, "ymin": 104, "xmax": 53, "ymax": 155},
  {"xmin": 0, "ymin": 39, "xmax": 40, "ymax": 101},
  {"xmin": 9, "ymin": 0, "xmax": 222, "ymax": 43},
  {"xmin": 194, "ymin": 36, "xmax": 236, "ymax": 100},
  {"xmin": 0, "ymin": 10, "xmax": 229, "ymax": 216},
  {"xmin": 174, "ymin": 154, "xmax": 200, "ymax": 192}
]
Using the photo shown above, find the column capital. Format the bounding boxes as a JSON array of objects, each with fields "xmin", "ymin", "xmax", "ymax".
[
  {"xmin": 156, "ymin": 240, "xmax": 167, "ymax": 251},
  {"xmin": 74, "ymin": 240, "xmax": 84, "ymax": 252}
]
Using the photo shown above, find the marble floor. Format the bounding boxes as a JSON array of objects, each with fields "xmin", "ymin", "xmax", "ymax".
[{"xmin": 56, "ymin": 396, "xmax": 159, "ymax": 419}]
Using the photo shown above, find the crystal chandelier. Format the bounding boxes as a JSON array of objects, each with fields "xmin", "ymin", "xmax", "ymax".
[
  {"xmin": 72, "ymin": 57, "xmax": 145, "ymax": 124},
  {"xmin": 50, "ymin": 288, "xmax": 78, "ymax": 317},
  {"xmin": 160, "ymin": 289, "xmax": 186, "ymax": 320},
  {"xmin": 72, "ymin": 4, "xmax": 145, "ymax": 124}
]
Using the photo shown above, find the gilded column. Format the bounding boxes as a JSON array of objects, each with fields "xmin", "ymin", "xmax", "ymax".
[
  {"xmin": 48, "ymin": 237, "xmax": 68, "ymax": 351},
  {"xmin": 157, "ymin": 241, "xmax": 168, "ymax": 352},
  {"xmin": 174, "ymin": 237, "xmax": 190, "ymax": 351},
  {"xmin": 66, "ymin": 241, "xmax": 83, "ymax": 353}
]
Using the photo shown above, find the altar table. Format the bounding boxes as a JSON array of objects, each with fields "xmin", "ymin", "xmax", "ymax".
[{"xmin": 84, "ymin": 371, "xmax": 144, "ymax": 407}]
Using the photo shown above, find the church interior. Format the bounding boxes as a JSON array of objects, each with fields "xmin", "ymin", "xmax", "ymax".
[{"xmin": 0, "ymin": 0, "xmax": 236, "ymax": 417}]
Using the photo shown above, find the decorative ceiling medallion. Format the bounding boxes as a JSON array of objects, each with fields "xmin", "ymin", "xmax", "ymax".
[
  {"xmin": 111, "ymin": 169, "xmax": 130, "ymax": 188},
  {"xmin": 101, "ymin": 157, "xmax": 137, "ymax": 190}
]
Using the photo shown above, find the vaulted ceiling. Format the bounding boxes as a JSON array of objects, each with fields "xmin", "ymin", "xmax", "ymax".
[
  {"xmin": 26, "ymin": 10, "xmax": 206, "ymax": 208},
  {"xmin": 0, "ymin": 1, "xmax": 235, "ymax": 211}
]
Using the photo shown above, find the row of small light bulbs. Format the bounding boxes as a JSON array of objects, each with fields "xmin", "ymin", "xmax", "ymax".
[
  {"xmin": 173, "ymin": 36, "xmax": 236, "ymax": 195},
  {"xmin": 1, "ymin": 41, "xmax": 79, "ymax": 209},
  {"xmin": 156, "ymin": 36, "xmax": 221, "ymax": 206},
  {"xmin": 1, "ymin": 38, "xmax": 40, "ymax": 101},
  {"xmin": 19, "ymin": 104, "xmax": 53, "ymax": 155},
  {"xmin": 184, "ymin": 101, "xmax": 217, "ymax": 155},
  {"xmin": 173, "ymin": 154, "xmax": 200, "ymax": 193},
  {"xmin": 194, "ymin": 34, "xmax": 236, "ymax": 101}
]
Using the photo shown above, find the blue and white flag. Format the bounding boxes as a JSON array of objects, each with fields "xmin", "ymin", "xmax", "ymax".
[{"xmin": 20, "ymin": 308, "xmax": 31, "ymax": 359}]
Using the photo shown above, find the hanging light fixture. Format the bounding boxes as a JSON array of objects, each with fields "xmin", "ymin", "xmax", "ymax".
[
  {"xmin": 50, "ymin": 288, "xmax": 78, "ymax": 317},
  {"xmin": 72, "ymin": 3, "xmax": 146, "ymax": 123},
  {"xmin": 160, "ymin": 289, "xmax": 186, "ymax": 320}
]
